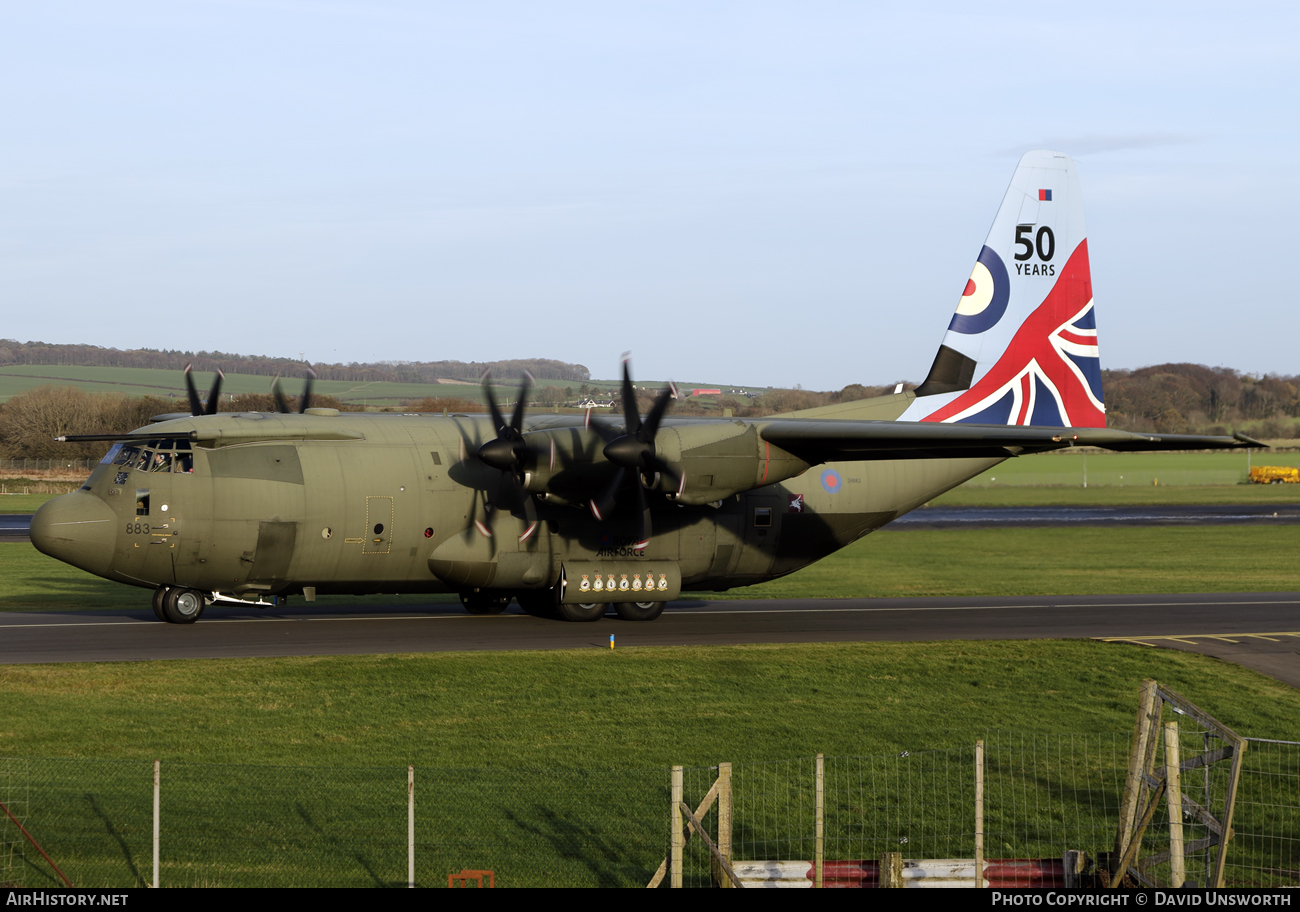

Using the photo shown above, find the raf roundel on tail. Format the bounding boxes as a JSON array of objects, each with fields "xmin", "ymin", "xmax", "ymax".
[{"xmin": 903, "ymin": 150, "xmax": 1105, "ymax": 428}]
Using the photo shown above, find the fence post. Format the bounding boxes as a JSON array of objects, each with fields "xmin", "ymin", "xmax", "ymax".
[
  {"xmin": 408, "ymin": 766, "xmax": 415, "ymax": 889},
  {"xmin": 814, "ymin": 754, "xmax": 824, "ymax": 888},
  {"xmin": 975, "ymin": 740, "xmax": 984, "ymax": 888},
  {"xmin": 1115, "ymin": 679, "xmax": 1160, "ymax": 873},
  {"xmin": 717, "ymin": 762, "xmax": 732, "ymax": 889},
  {"xmin": 1164, "ymin": 723, "xmax": 1185, "ymax": 887},
  {"xmin": 881, "ymin": 851, "xmax": 903, "ymax": 887},
  {"xmin": 670, "ymin": 766, "xmax": 683, "ymax": 888},
  {"xmin": 152, "ymin": 760, "xmax": 160, "ymax": 889}
]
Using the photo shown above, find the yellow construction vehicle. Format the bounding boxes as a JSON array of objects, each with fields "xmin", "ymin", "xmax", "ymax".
[{"xmin": 1249, "ymin": 466, "xmax": 1300, "ymax": 484}]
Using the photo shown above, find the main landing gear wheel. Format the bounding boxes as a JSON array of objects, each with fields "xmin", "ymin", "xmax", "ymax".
[
  {"xmin": 517, "ymin": 588, "xmax": 561, "ymax": 619},
  {"xmin": 557, "ymin": 602, "xmax": 606, "ymax": 622},
  {"xmin": 152, "ymin": 586, "xmax": 171, "ymax": 622},
  {"xmin": 162, "ymin": 588, "xmax": 205, "ymax": 624},
  {"xmin": 460, "ymin": 592, "xmax": 510, "ymax": 615},
  {"xmin": 614, "ymin": 601, "xmax": 665, "ymax": 622}
]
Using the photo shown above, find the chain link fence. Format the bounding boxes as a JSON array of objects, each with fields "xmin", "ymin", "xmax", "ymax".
[{"xmin": 2, "ymin": 736, "xmax": 1296, "ymax": 888}]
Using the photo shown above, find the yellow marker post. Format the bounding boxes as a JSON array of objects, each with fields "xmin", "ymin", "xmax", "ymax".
[{"xmin": 609, "ymin": 634, "xmax": 615, "ymax": 650}]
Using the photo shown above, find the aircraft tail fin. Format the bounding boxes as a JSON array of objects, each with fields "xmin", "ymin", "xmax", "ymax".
[{"xmin": 901, "ymin": 150, "xmax": 1105, "ymax": 428}]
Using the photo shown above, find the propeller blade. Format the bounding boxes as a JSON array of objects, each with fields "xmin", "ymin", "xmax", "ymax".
[
  {"xmin": 640, "ymin": 384, "xmax": 676, "ymax": 442},
  {"xmin": 620, "ymin": 355, "xmax": 642, "ymax": 436},
  {"xmin": 183, "ymin": 364, "xmax": 204, "ymax": 417},
  {"xmin": 271, "ymin": 376, "xmax": 290, "ymax": 414},
  {"xmin": 517, "ymin": 487, "xmax": 540, "ymax": 544},
  {"xmin": 298, "ymin": 369, "xmax": 316, "ymax": 413},
  {"xmin": 509, "ymin": 371, "xmax": 533, "ymax": 432},
  {"xmin": 589, "ymin": 467, "xmax": 625, "ymax": 521},
  {"xmin": 204, "ymin": 370, "xmax": 225, "ymax": 415},
  {"xmin": 481, "ymin": 370, "xmax": 508, "ymax": 435},
  {"xmin": 634, "ymin": 482, "xmax": 650, "ymax": 552},
  {"xmin": 644, "ymin": 454, "xmax": 682, "ymax": 489}
]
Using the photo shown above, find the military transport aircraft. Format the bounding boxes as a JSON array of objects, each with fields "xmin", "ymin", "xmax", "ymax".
[{"xmin": 31, "ymin": 150, "xmax": 1259, "ymax": 624}]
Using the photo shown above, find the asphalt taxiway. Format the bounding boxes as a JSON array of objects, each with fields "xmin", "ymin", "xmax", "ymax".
[{"xmin": 3, "ymin": 592, "xmax": 1298, "ymax": 688}]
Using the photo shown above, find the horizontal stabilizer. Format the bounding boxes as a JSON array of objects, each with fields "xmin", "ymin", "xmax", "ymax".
[{"xmin": 760, "ymin": 420, "xmax": 1262, "ymax": 464}]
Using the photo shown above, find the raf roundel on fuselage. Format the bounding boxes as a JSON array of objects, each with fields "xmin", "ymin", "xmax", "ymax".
[{"xmin": 947, "ymin": 245, "xmax": 1010, "ymax": 335}]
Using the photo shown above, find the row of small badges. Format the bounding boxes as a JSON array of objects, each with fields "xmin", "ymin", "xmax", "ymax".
[{"xmin": 578, "ymin": 573, "xmax": 670, "ymax": 592}]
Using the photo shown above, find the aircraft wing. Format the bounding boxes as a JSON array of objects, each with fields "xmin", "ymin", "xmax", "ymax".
[{"xmin": 758, "ymin": 420, "xmax": 1263, "ymax": 464}]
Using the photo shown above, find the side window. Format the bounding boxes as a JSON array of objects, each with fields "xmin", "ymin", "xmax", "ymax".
[
  {"xmin": 176, "ymin": 453, "xmax": 194, "ymax": 474},
  {"xmin": 132, "ymin": 450, "xmax": 153, "ymax": 472},
  {"xmin": 99, "ymin": 444, "xmax": 123, "ymax": 465},
  {"xmin": 135, "ymin": 489, "xmax": 150, "ymax": 517},
  {"xmin": 148, "ymin": 452, "xmax": 174, "ymax": 473},
  {"xmin": 753, "ymin": 507, "xmax": 773, "ymax": 528},
  {"xmin": 113, "ymin": 446, "xmax": 140, "ymax": 467}
]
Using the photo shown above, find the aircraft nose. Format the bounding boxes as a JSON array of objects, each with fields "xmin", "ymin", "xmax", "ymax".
[{"xmin": 30, "ymin": 492, "xmax": 118, "ymax": 578}]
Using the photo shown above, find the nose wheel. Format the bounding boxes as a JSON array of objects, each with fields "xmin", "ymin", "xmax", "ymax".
[
  {"xmin": 151, "ymin": 586, "xmax": 169, "ymax": 622},
  {"xmin": 151, "ymin": 586, "xmax": 206, "ymax": 624}
]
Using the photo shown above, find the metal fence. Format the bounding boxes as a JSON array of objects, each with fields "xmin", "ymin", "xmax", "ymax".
[
  {"xmin": 0, "ymin": 459, "xmax": 96, "ymax": 474},
  {"xmin": 675, "ymin": 733, "xmax": 1133, "ymax": 887},
  {"xmin": 2, "ymin": 736, "xmax": 1297, "ymax": 888}
]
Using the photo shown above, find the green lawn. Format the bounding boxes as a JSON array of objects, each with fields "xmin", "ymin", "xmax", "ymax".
[
  {"xmin": 0, "ymin": 642, "xmax": 1295, "ymax": 887},
  {"xmin": 932, "ymin": 483, "xmax": 1300, "ymax": 506},
  {"xmin": 0, "ymin": 493, "xmax": 69, "ymax": 513},
  {"xmin": 954, "ymin": 449, "xmax": 1300, "ymax": 489}
]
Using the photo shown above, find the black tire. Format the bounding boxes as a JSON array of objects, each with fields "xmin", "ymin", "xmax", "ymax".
[
  {"xmin": 162, "ymin": 588, "xmax": 205, "ymax": 624},
  {"xmin": 517, "ymin": 588, "xmax": 561, "ymax": 619},
  {"xmin": 614, "ymin": 601, "xmax": 665, "ymax": 622},
  {"xmin": 152, "ymin": 586, "xmax": 171, "ymax": 622},
  {"xmin": 460, "ymin": 591, "xmax": 510, "ymax": 615},
  {"xmin": 557, "ymin": 602, "xmax": 606, "ymax": 622}
]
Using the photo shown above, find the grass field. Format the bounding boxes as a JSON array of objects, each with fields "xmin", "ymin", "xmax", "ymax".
[
  {"xmin": 1, "ymin": 642, "xmax": 1297, "ymax": 887},
  {"xmin": 951, "ymin": 449, "xmax": 1300, "ymax": 489}
]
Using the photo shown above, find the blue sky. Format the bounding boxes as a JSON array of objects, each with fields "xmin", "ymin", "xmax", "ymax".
[{"xmin": 2, "ymin": 2, "xmax": 1295, "ymax": 389}]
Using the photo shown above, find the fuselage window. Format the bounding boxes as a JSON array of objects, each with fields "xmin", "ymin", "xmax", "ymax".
[
  {"xmin": 176, "ymin": 453, "xmax": 194, "ymax": 473},
  {"xmin": 754, "ymin": 507, "xmax": 773, "ymax": 528},
  {"xmin": 136, "ymin": 489, "xmax": 150, "ymax": 516}
]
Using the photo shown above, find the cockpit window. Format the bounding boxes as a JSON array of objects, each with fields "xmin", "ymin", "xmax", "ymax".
[
  {"xmin": 100, "ymin": 444, "xmax": 123, "ymax": 465},
  {"xmin": 148, "ymin": 452, "xmax": 174, "ymax": 473},
  {"xmin": 113, "ymin": 446, "xmax": 140, "ymax": 467},
  {"xmin": 132, "ymin": 449, "xmax": 153, "ymax": 472}
]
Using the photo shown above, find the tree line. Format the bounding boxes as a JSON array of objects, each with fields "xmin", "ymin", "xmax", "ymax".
[{"xmin": 0, "ymin": 340, "xmax": 591, "ymax": 383}]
